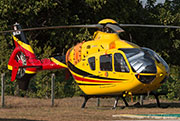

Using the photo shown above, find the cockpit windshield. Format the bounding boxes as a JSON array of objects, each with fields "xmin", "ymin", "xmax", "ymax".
[
  {"xmin": 120, "ymin": 48, "xmax": 157, "ymax": 73},
  {"xmin": 141, "ymin": 47, "xmax": 169, "ymax": 73}
]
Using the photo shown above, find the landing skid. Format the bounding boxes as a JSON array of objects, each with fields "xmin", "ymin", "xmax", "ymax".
[
  {"xmin": 81, "ymin": 95, "xmax": 129, "ymax": 109},
  {"xmin": 134, "ymin": 92, "xmax": 167, "ymax": 108},
  {"xmin": 81, "ymin": 92, "xmax": 167, "ymax": 109}
]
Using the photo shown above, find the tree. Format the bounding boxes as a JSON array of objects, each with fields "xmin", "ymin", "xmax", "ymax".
[{"xmin": 0, "ymin": 0, "xmax": 179, "ymax": 99}]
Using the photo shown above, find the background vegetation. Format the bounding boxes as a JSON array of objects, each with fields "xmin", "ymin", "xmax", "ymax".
[{"xmin": 0, "ymin": 0, "xmax": 179, "ymax": 100}]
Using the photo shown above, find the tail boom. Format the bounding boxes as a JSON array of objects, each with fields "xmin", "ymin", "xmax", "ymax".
[
  {"xmin": 8, "ymin": 55, "xmax": 67, "ymax": 82},
  {"xmin": 8, "ymin": 23, "xmax": 67, "ymax": 90}
]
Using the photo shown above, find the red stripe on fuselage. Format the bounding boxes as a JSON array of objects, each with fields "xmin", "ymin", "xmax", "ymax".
[{"xmin": 73, "ymin": 74, "xmax": 120, "ymax": 84}]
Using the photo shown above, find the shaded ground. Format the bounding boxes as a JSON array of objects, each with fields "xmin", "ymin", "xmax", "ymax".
[{"xmin": 0, "ymin": 96, "xmax": 180, "ymax": 121}]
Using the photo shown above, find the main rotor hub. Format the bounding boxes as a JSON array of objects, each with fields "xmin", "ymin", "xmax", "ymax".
[{"xmin": 98, "ymin": 19, "xmax": 124, "ymax": 33}]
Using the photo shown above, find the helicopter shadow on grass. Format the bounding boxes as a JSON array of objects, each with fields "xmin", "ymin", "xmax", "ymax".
[
  {"xmin": 120, "ymin": 102, "xmax": 180, "ymax": 109},
  {"xmin": 96, "ymin": 102, "xmax": 180, "ymax": 110},
  {"xmin": 0, "ymin": 119, "xmax": 45, "ymax": 121},
  {"xmin": 4, "ymin": 104, "xmax": 58, "ymax": 109}
]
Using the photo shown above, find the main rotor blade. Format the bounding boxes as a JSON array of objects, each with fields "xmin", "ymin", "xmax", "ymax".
[
  {"xmin": 0, "ymin": 24, "xmax": 103, "ymax": 34},
  {"xmin": 119, "ymin": 24, "xmax": 180, "ymax": 29}
]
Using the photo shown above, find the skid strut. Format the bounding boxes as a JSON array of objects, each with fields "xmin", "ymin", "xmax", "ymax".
[
  {"xmin": 112, "ymin": 96, "xmax": 129, "ymax": 109},
  {"xmin": 122, "ymin": 96, "xmax": 129, "ymax": 107},
  {"xmin": 113, "ymin": 96, "xmax": 120, "ymax": 109},
  {"xmin": 151, "ymin": 92, "xmax": 160, "ymax": 107},
  {"xmin": 81, "ymin": 96, "xmax": 91, "ymax": 108}
]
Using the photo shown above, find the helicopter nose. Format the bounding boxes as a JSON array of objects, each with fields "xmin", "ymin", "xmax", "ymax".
[
  {"xmin": 131, "ymin": 52, "xmax": 157, "ymax": 84},
  {"xmin": 121, "ymin": 48, "xmax": 168, "ymax": 84},
  {"xmin": 140, "ymin": 47, "xmax": 170, "ymax": 84}
]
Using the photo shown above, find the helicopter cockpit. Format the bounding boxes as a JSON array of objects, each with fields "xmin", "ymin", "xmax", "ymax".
[
  {"xmin": 119, "ymin": 48, "xmax": 169, "ymax": 84},
  {"xmin": 120, "ymin": 48, "xmax": 157, "ymax": 74}
]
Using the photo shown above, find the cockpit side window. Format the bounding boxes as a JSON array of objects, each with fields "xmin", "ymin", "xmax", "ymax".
[
  {"xmin": 88, "ymin": 57, "xmax": 96, "ymax": 70},
  {"xmin": 100, "ymin": 54, "xmax": 112, "ymax": 71},
  {"xmin": 114, "ymin": 53, "xmax": 129, "ymax": 72}
]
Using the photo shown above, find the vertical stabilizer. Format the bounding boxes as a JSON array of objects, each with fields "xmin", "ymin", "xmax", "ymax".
[
  {"xmin": 8, "ymin": 23, "xmax": 37, "ymax": 90},
  {"xmin": 8, "ymin": 23, "xmax": 67, "ymax": 90}
]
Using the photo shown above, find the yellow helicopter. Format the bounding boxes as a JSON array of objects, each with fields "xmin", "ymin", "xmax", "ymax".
[{"xmin": 1, "ymin": 19, "xmax": 179, "ymax": 108}]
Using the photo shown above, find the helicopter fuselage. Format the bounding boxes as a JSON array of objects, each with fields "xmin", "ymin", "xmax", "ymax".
[
  {"xmin": 7, "ymin": 19, "xmax": 169, "ymax": 98},
  {"xmin": 66, "ymin": 31, "xmax": 169, "ymax": 96}
]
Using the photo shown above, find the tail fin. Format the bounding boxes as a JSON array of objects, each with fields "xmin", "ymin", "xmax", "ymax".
[
  {"xmin": 8, "ymin": 23, "xmax": 67, "ymax": 90},
  {"xmin": 8, "ymin": 23, "xmax": 37, "ymax": 90}
]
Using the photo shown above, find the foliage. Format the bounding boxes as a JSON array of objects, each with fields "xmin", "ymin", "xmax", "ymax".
[
  {"xmin": 166, "ymin": 66, "xmax": 180, "ymax": 100},
  {"xmin": 0, "ymin": 0, "xmax": 179, "ymax": 99}
]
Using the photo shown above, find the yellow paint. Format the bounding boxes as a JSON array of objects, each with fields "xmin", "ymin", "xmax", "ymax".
[
  {"xmin": 51, "ymin": 57, "xmax": 67, "ymax": 68},
  {"xmin": 25, "ymin": 70, "xmax": 36, "ymax": 74},
  {"xmin": 13, "ymin": 36, "xmax": 34, "ymax": 54},
  {"xmin": 8, "ymin": 65, "xmax": 12, "ymax": 70},
  {"xmin": 8, "ymin": 65, "xmax": 36, "ymax": 74},
  {"xmin": 68, "ymin": 48, "xmax": 144, "ymax": 95},
  {"xmin": 98, "ymin": 19, "xmax": 118, "ymax": 24}
]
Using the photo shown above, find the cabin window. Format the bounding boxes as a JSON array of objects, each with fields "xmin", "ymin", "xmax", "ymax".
[
  {"xmin": 114, "ymin": 53, "xmax": 129, "ymax": 72},
  {"xmin": 100, "ymin": 54, "xmax": 112, "ymax": 71},
  {"xmin": 88, "ymin": 57, "xmax": 96, "ymax": 70}
]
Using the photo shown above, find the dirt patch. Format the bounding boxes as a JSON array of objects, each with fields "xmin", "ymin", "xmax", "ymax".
[{"xmin": 0, "ymin": 96, "xmax": 180, "ymax": 121}]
